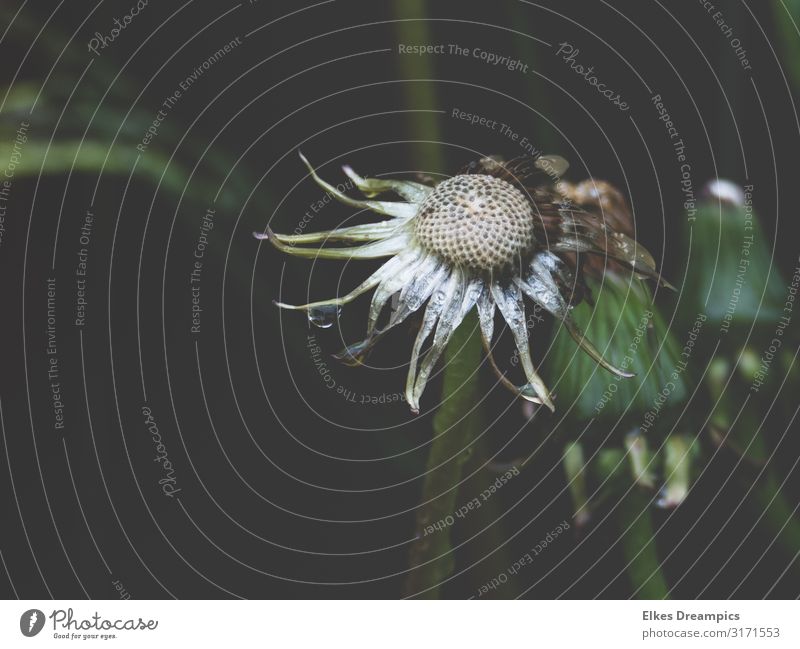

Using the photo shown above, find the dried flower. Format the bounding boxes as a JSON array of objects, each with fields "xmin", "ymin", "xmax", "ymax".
[{"xmin": 260, "ymin": 153, "xmax": 667, "ymax": 413}]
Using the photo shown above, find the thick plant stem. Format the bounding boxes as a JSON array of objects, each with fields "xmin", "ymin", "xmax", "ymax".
[
  {"xmin": 458, "ymin": 439, "xmax": 516, "ymax": 598},
  {"xmin": 392, "ymin": 0, "xmax": 445, "ymax": 174},
  {"xmin": 597, "ymin": 450, "xmax": 670, "ymax": 599},
  {"xmin": 619, "ymin": 488, "xmax": 670, "ymax": 599},
  {"xmin": 405, "ymin": 312, "xmax": 484, "ymax": 598},
  {"xmin": 752, "ymin": 472, "xmax": 800, "ymax": 560},
  {"xmin": 773, "ymin": 0, "xmax": 800, "ymax": 94},
  {"xmin": 392, "ymin": 0, "xmax": 472, "ymax": 598}
]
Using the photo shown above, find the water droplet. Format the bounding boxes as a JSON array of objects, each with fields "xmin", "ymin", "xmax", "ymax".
[{"xmin": 308, "ymin": 305, "xmax": 341, "ymax": 329}]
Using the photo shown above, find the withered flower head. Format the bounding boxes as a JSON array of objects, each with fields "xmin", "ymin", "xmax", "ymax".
[{"xmin": 259, "ymin": 153, "xmax": 667, "ymax": 413}]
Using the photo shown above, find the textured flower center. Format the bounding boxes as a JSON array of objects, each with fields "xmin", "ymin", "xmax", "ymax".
[{"xmin": 414, "ymin": 174, "xmax": 535, "ymax": 271}]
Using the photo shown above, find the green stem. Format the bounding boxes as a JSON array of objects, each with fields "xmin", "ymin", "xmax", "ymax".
[
  {"xmin": 392, "ymin": 0, "xmax": 445, "ymax": 174},
  {"xmin": 391, "ymin": 0, "xmax": 478, "ymax": 597},
  {"xmin": 404, "ymin": 312, "xmax": 484, "ymax": 598},
  {"xmin": 458, "ymin": 440, "xmax": 516, "ymax": 598},
  {"xmin": 597, "ymin": 450, "xmax": 670, "ymax": 599},
  {"xmin": 773, "ymin": 0, "xmax": 800, "ymax": 94},
  {"xmin": 751, "ymin": 472, "xmax": 800, "ymax": 561}
]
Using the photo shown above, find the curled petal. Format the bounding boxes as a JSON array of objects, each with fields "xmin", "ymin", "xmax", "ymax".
[
  {"xmin": 387, "ymin": 256, "xmax": 448, "ymax": 329},
  {"xmin": 367, "ymin": 249, "xmax": 426, "ymax": 335},
  {"xmin": 274, "ymin": 250, "xmax": 410, "ymax": 312},
  {"xmin": 263, "ymin": 226, "xmax": 410, "ymax": 260},
  {"xmin": 535, "ymin": 154, "xmax": 570, "ymax": 178},
  {"xmin": 475, "ymin": 284, "xmax": 496, "ymax": 346},
  {"xmin": 342, "ymin": 165, "xmax": 433, "ymax": 203},
  {"xmin": 263, "ymin": 219, "xmax": 408, "ymax": 245},
  {"xmin": 562, "ymin": 316, "xmax": 635, "ymax": 379},
  {"xmin": 490, "ymin": 280, "xmax": 555, "ymax": 411},
  {"xmin": 480, "ymin": 332, "xmax": 544, "ymax": 406},
  {"xmin": 516, "ymin": 255, "xmax": 634, "ymax": 379},
  {"xmin": 517, "ymin": 254, "xmax": 570, "ymax": 317},
  {"xmin": 410, "ymin": 275, "xmax": 482, "ymax": 412},
  {"xmin": 477, "ymin": 284, "xmax": 542, "ymax": 402},
  {"xmin": 333, "ymin": 332, "xmax": 386, "ymax": 366},
  {"xmin": 405, "ymin": 272, "xmax": 461, "ymax": 413},
  {"xmin": 300, "ymin": 152, "xmax": 418, "ymax": 219},
  {"xmin": 556, "ymin": 211, "xmax": 673, "ymax": 288},
  {"xmin": 334, "ymin": 255, "xmax": 446, "ymax": 366}
]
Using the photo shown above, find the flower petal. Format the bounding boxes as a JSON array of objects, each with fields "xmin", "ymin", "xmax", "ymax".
[
  {"xmin": 300, "ymin": 152, "xmax": 418, "ymax": 219},
  {"xmin": 555, "ymin": 210, "xmax": 673, "ymax": 287},
  {"xmin": 334, "ymin": 256, "xmax": 447, "ymax": 366},
  {"xmin": 332, "ymin": 332, "xmax": 386, "ymax": 366},
  {"xmin": 410, "ymin": 274, "xmax": 482, "ymax": 412},
  {"xmin": 386, "ymin": 256, "xmax": 448, "ymax": 329},
  {"xmin": 342, "ymin": 165, "xmax": 433, "ymax": 203},
  {"xmin": 264, "ymin": 219, "xmax": 408, "ymax": 244},
  {"xmin": 265, "ymin": 226, "xmax": 410, "ymax": 260},
  {"xmin": 490, "ymin": 280, "xmax": 555, "ymax": 411},
  {"xmin": 516, "ymin": 254, "xmax": 635, "ymax": 379},
  {"xmin": 479, "ymin": 328, "xmax": 544, "ymax": 406},
  {"xmin": 273, "ymin": 250, "xmax": 410, "ymax": 311},
  {"xmin": 535, "ymin": 154, "xmax": 569, "ymax": 178},
  {"xmin": 561, "ymin": 316, "xmax": 636, "ymax": 379},
  {"xmin": 366, "ymin": 249, "xmax": 426, "ymax": 335},
  {"xmin": 475, "ymin": 284, "xmax": 496, "ymax": 344},
  {"xmin": 405, "ymin": 271, "xmax": 461, "ymax": 413}
]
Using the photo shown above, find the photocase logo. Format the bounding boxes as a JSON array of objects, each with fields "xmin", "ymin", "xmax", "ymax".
[{"xmin": 20, "ymin": 609, "xmax": 45, "ymax": 637}]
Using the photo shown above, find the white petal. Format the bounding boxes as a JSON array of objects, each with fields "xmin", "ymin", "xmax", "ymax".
[
  {"xmin": 266, "ymin": 227, "xmax": 411, "ymax": 260},
  {"xmin": 387, "ymin": 256, "xmax": 448, "ymax": 329},
  {"xmin": 410, "ymin": 275, "xmax": 482, "ymax": 411},
  {"xmin": 300, "ymin": 152, "xmax": 418, "ymax": 219},
  {"xmin": 366, "ymin": 248, "xmax": 426, "ymax": 335},
  {"xmin": 516, "ymin": 255, "xmax": 568, "ymax": 318},
  {"xmin": 274, "ymin": 250, "xmax": 409, "ymax": 311},
  {"xmin": 490, "ymin": 280, "xmax": 555, "ymax": 411},
  {"xmin": 336, "ymin": 256, "xmax": 449, "ymax": 366},
  {"xmin": 267, "ymin": 219, "xmax": 408, "ymax": 244},
  {"xmin": 475, "ymin": 284, "xmax": 496, "ymax": 345},
  {"xmin": 516, "ymin": 255, "xmax": 633, "ymax": 379},
  {"xmin": 342, "ymin": 165, "xmax": 433, "ymax": 203},
  {"xmin": 405, "ymin": 271, "xmax": 461, "ymax": 412}
]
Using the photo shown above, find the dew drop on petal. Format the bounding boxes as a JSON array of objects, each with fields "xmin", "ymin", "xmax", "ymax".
[{"xmin": 308, "ymin": 304, "xmax": 341, "ymax": 329}]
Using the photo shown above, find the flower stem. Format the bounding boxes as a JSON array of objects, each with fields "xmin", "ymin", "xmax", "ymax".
[
  {"xmin": 405, "ymin": 312, "xmax": 484, "ymax": 597},
  {"xmin": 597, "ymin": 450, "xmax": 670, "ymax": 599},
  {"xmin": 392, "ymin": 0, "xmax": 445, "ymax": 174}
]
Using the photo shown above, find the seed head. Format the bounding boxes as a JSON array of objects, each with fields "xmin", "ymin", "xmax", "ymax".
[{"xmin": 414, "ymin": 174, "xmax": 535, "ymax": 272}]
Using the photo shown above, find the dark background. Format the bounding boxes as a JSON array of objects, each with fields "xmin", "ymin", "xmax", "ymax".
[{"xmin": 0, "ymin": 0, "xmax": 798, "ymax": 599}]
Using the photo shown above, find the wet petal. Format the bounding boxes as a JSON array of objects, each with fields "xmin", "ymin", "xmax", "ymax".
[
  {"xmin": 490, "ymin": 280, "xmax": 555, "ymax": 411},
  {"xmin": 333, "ymin": 332, "xmax": 386, "ymax": 366},
  {"xmin": 366, "ymin": 249, "xmax": 426, "ymax": 335},
  {"xmin": 410, "ymin": 275, "xmax": 482, "ymax": 412},
  {"xmin": 480, "ymin": 332, "xmax": 544, "ymax": 406},
  {"xmin": 274, "ymin": 250, "xmax": 409, "ymax": 311},
  {"xmin": 387, "ymin": 256, "xmax": 448, "ymax": 329},
  {"xmin": 264, "ymin": 219, "xmax": 407, "ymax": 245},
  {"xmin": 561, "ymin": 316, "xmax": 635, "ymax": 379},
  {"xmin": 517, "ymin": 254, "xmax": 570, "ymax": 317},
  {"xmin": 300, "ymin": 152, "xmax": 418, "ymax": 219},
  {"xmin": 475, "ymin": 284, "xmax": 496, "ymax": 344},
  {"xmin": 342, "ymin": 165, "xmax": 433, "ymax": 203},
  {"xmin": 405, "ymin": 271, "xmax": 461, "ymax": 412},
  {"xmin": 265, "ymin": 226, "xmax": 410, "ymax": 260},
  {"xmin": 337, "ymin": 257, "xmax": 448, "ymax": 367},
  {"xmin": 516, "ymin": 255, "xmax": 634, "ymax": 379},
  {"xmin": 475, "ymin": 285, "xmax": 540, "ymax": 402},
  {"xmin": 555, "ymin": 211, "xmax": 673, "ymax": 288},
  {"xmin": 535, "ymin": 154, "xmax": 569, "ymax": 178}
]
